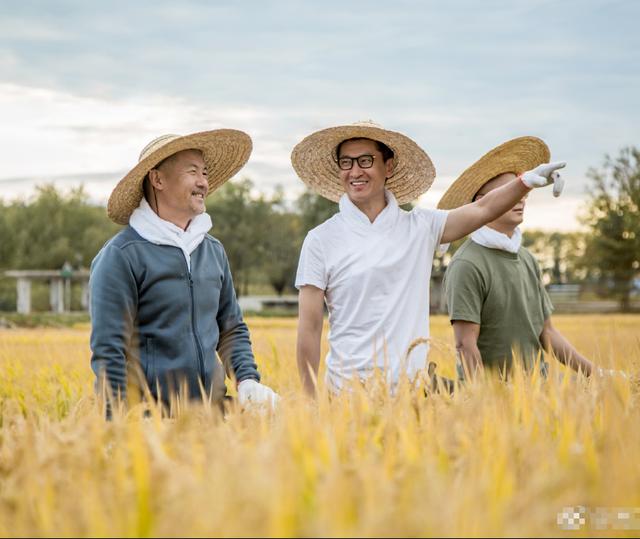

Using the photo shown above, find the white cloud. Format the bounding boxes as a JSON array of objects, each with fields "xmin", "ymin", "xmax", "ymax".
[
  {"xmin": 0, "ymin": 81, "xmax": 277, "ymax": 183},
  {"xmin": 0, "ymin": 80, "xmax": 606, "ymax": 231},
  {"xmin": 0, "ymin": 17, "xmax": 71, "ymax": 41},
  {"xmin": 0, "ymin": 82, "xmax": 315, "ymax": 205}
]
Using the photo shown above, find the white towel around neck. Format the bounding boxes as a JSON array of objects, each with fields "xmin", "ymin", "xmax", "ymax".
[
  {"xmin": 471, "ymin": 225, "xmax": 522, "ymax": 253},
  {"xmin": 129, "ymin": 198, "xmax": 212, "ymax": 271}
]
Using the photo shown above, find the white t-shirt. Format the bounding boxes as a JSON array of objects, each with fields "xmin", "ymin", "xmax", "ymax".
[{"xmin": 295, "ymin": 190, "xmax": 449, "ymax": 393}]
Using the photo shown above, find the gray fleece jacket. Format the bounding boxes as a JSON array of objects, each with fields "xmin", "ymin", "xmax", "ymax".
[{"xmin": 89, "ymin": 225, "xmax": 259, "ymax": 406}]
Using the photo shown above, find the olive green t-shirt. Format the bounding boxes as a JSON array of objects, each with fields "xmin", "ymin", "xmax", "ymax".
[{"xmin": 444, "ymin": 239, "xmax": 553, "ymax": 373}]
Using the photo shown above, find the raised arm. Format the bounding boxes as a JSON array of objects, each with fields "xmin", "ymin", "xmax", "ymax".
[
  {"xmin": 296, "ymin": 285, "xmax": 325, "ymax": 397},
  {"xmin": 441, "ymin": 162, "xmax": 566, "ymax": 244},
  {"xmin": 452, "ymin": 320, "xmax": 483, "ymax": 380}
]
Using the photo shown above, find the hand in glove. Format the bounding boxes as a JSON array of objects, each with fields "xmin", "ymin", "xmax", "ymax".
[
  {"xmin": 237, "ymin": 379, "xmax": 280, "ymax": 410},
  {"xmin": 519, "ymin": 161, "xmax": 566, "ymax": 197},
  {"xmin": 595, "ymin": 367, "xmax": 628, "ymax": 379}
]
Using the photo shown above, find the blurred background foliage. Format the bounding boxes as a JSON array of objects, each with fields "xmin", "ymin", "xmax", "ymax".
[{"xmin": 0, "ymin": 146, "xmax": 638, "ymax": 311}]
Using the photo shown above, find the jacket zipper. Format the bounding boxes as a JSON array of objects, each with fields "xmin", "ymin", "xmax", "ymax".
[{"xmin": 184, "ymin": 259, "xmax": 205, "ymax": 384}]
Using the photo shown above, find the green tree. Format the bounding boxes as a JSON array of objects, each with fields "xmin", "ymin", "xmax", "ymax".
[
  {"xmin": 207, "ymin": 179, "xmax": 274, "ymax": 295},
  {"xmin": 263, "ymin": 210, "xmax": 302, "ymax": 295},
  {"xmin": 0, "ymin": 201, "xmax": 16, "ymax": 269},
  {"xmin": 297, "ymin": 190, "xmax": 338, "ymax": 234},
  {"xmin": 523, "ymin": 230, "xmax": 587, "ymax": 284},
  {"xmin": 6, "ymin": 184, "xmax": 119, "ymax": 270},
  {"xmin": 258, "ymin": 186, "xmax": 300, "ymax": 296},
  {"xmin": 207, "ymin": 180, "xmax": 308, "ymax": 296},
  {"xmin": 581, "ymin": 147, "xmax": 640, "ymax": 311},
  {"xmin": 0, "ymin": 184, "xmax": 120, "ymax": 311}
]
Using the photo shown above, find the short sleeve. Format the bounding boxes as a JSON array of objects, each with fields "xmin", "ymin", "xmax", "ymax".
[
  {"xmin": 295, "ymin": 232, "xmax": 327, "ymax": 290},
  {"xmin": 444, "ymin": 259, "xmax": 485, "ymax": 324},
  {"xmin": 531, "ymin": 257, "xmax": 554, "ymax": 320},
  {"xmin": 541, "ymin": 286, "xmax": 554, "ymax": 320},
  {"xmin": 413, "ymin": 207, "xmax": 450, "ymax": 246}
]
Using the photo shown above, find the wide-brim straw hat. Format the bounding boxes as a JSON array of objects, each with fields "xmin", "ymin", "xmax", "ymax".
[
  {"xmin": 290, "ymin": 121, "xmax": 436, "ymax": 204},
  {"xmin": 107, "ymin": 129, "xmax": 252, "ymax": 224},
  {"xmin": 437, "ymin": 136, "xmax": 550, "ymax": 210}
]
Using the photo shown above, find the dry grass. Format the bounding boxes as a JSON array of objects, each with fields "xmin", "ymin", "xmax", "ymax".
[{"xmin": 0, "ymin": 315, "xmax": 639, "ymax": 537}]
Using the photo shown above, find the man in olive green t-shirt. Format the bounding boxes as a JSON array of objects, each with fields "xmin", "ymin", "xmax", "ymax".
[
  {"xmin": 445, "ymin": 236, "xmax": 554, "ymax": 376},
  {"xmin": 444, "ymin": 173, "xmax": 598, "ymax": 379},
  {"xmin": 439, "ymin": 138, "xmax": 603, "ymax": 381}
]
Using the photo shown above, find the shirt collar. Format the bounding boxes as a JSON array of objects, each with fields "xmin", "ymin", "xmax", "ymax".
[{"xmin": 338, "ymin": 189, "xmax": 400, "ymax": 233}]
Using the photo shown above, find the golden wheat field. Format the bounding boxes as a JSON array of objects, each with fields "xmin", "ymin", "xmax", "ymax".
[{"xmin": 0, "ymin": 314, "xmax": 639, "ymax": 538}]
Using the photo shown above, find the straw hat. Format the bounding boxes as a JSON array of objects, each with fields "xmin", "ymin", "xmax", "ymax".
[
  {"xmin": 437, "ymin": 136, "xmax": 550, "ymax": 210},
  {"xmin": 107, "ymin": 129, "xmax": 252, "ymax": 224},
  {"xmin": 290, "ymin": 121, "xmax": 436, "ymax": 204}
]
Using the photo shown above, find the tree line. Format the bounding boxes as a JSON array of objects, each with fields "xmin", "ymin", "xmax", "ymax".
[
  {"xmin": 0, "ymin": 180, "xmax": 338, "ymax": 309},
  {"xmin": 0, "ymin": 147, "xmax": 638, "ymax": 310}
]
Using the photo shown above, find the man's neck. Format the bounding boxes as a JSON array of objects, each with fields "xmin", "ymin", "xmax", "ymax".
[
  {"xmin": 486, "ymin": 222, "xmax": 517, "ymax": 238},
  {"xmin": 352, "ymin": 194, "xmax": 387, "ymax": 223},
  {"xmin": 161, "ymin": 214, "xmax": 191, "ymax": 231},
  {"xmin": 147, "ymin": 198, "xmax": 192, "ymax": 230}
]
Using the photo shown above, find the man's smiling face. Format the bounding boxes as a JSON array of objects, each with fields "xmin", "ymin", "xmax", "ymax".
[
  {"xmin": 154, "ymin": 149, "xmax": 209, "ymax": 225},
  {"xmin": 337, "ymin": 138, "xmax": 394, "ymax": 206}
]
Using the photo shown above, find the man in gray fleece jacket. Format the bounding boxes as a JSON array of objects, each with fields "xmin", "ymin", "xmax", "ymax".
[{"xmin": 90, "ymin": 130, "xmax": 278, "ymax": 414}]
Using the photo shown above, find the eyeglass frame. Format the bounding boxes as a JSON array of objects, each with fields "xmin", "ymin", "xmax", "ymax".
[{"xmin": 335, "ymin": 154, "xmax": 377, "ymax": 171}]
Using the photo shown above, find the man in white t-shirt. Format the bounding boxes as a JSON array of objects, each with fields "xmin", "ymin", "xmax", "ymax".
[{"xmin": 291, "ymin": 121, "xmax": 566, "ymax": 396}]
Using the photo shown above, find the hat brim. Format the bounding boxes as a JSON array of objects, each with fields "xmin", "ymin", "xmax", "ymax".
[
  {"xmin": 108, "ymin": 129, "xmax": 252, "ymax": 225},
  {"xmin": 437, "ymin": 136, "xmax": 550, "ymax": 210},
  {"xmin": 291, "ymin": 124, "xmax": 435, "ymax": 204}
]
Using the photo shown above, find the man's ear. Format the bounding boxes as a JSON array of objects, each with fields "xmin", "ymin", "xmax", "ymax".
[
  {"xmin": 148, "ymin": 168, "xmax": 164, "ymax": 190},
  {"xmin": 385, "ymin": 157, "xmax": 395, "ymax": 178}
]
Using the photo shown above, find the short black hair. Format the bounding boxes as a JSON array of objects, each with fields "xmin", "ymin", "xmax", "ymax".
[{"xmin": 336, "ymin": 138, "xmax": 394, "ymax": 162}]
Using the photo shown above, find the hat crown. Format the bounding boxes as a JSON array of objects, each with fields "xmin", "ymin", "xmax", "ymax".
[
  {"xmin": 332, "ymin": 121, "xmax": 387, "ymax": 160},
  {"xmin": 138, "ymin": 134, "xmax": 181, "ymax": 162},
  {"xmin": 352, "ymin": 120, "xmax": 382, "ymax": 129}
]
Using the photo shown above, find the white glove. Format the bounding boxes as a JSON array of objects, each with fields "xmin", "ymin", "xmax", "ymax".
[
  {"xmin": 520, "ymin": 161, "xmax": 566, "ymax": 197},
  {"xmin": 237, "ymin": 379, "xmax": 280, "ymax": 409},
  {"xmin": 595, "ymin": 367, "xmax": 628, "ymax": 379}
]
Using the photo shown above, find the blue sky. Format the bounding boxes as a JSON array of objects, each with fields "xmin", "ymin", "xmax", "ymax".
[{"xmin": 0, "ymin": 0, "xmax": 638, "ymax": 230}]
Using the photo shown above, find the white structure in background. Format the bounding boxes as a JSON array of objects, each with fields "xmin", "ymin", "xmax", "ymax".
[
  {"xmin": 238, "ymin": 295, "xmax": 299, "ymax": 313},
  {"xmin": 4, "ymin": 265, "xmax": 90, "ymax": 314}
]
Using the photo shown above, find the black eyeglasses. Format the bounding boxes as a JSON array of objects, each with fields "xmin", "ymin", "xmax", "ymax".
[{"xmin": 336, "ymin": 154, "xmax": 376, "ymax": 170}]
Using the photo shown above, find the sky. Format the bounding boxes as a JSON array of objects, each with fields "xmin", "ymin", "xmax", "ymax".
[{"xmin": 0, "ymin": 0, "xmax": 638, "ymax": 231}]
